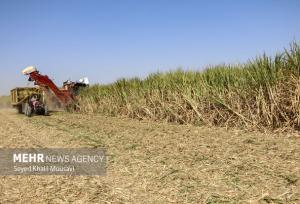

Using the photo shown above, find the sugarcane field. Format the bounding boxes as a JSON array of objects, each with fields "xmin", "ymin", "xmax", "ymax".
[{"xmin": 0, "ymin": 1, "xmax": 299, "ymax": 203}]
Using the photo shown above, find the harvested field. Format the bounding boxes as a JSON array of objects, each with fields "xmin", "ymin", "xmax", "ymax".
[{"xmin": 0, "ymin": 108, "xmax": 299, "ymax": 203}]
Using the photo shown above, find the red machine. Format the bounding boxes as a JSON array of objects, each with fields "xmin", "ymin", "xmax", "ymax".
[
  {"xmin": 22, "ymin": 66, "xmax": 88, "ymax": 110},
  {"xmin": 26, "ymin": 70, "xmax": 74, "ymax": 105}
]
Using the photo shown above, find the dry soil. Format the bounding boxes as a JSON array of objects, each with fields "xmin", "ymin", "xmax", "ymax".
[{"xmin": 0, "ymin": 108, "xmax": 299, "ymax": 203}]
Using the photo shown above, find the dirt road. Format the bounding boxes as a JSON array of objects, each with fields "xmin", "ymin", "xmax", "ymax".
[{"xmin": 0, "ymin": 108, "xmax": 299, "ymax": 203}]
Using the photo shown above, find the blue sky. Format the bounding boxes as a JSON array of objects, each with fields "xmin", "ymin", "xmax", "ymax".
[{"xmin": 0, "ymin": 0, "xmax": 300, "ymax": 95}]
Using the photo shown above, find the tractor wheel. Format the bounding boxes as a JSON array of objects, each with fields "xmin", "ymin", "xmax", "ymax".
[
  {"xmin": 24, "ymin": 104, "xmax": 28, "ymax": 116},
  {"xmin": 17, "ymin": 105, "xmax": 22, "ymax": 114}
]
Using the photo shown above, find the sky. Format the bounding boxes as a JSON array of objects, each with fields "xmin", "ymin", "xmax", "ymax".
[{"xmin": 0, "ymin": 0, "xmax": 300, "ymax": 95}]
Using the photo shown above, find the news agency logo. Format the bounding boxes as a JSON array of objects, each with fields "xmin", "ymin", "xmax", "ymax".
[
  {"xmin": 0, "ymin": 148, "xmax": 106, "ymax": 175},
  {"xmin": 12, "ymin": 153, "xmax": 105, "ymax": 163},
  {"xmin": 13, "ymin": 153, "xmax": 44, "ymax": 163}
]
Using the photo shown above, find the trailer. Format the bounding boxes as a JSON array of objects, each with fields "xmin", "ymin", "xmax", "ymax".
[{"xmin": 11, "ymin": 87, "xmax": 48, "ymax": 117}]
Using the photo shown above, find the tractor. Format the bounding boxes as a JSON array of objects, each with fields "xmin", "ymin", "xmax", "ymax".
[{"xmin": 11, "ymin": 87, "xmax": 47, "ymax": 117}]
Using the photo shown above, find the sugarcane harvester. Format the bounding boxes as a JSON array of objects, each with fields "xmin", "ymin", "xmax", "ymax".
[{"xmin": 11, "ymin": 66, "xmax": 88, "ymax": 117}]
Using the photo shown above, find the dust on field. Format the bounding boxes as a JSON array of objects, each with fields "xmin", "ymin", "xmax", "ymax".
[
  {"xmin": 0, "ymin": 96, "xmax": 10, "ymax": 109},
  {"xmin": 0, "ymin": 109, "xmax": 299, "ymax": 203}
]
